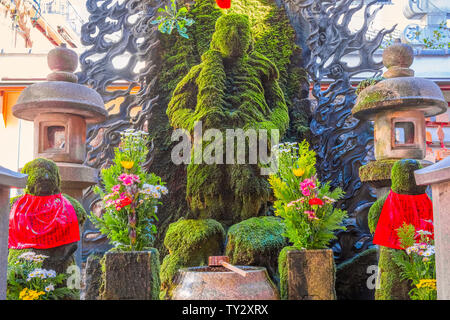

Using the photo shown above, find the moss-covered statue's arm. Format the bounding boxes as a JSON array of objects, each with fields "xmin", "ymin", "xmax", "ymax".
[
  {"xmin": 63, "ymin": 193, "xmax": 87, "ymax": 227},
  {"xmin": 368, "ymin": 193, "xmax": 388, "ymax": 234},
  {"xmin": 166, "ymin": 64, "xmax": 203, "ymax": 131},
  {"xmin": 247, "ymin": 52, "xmax": 289, "ymax": 136}
]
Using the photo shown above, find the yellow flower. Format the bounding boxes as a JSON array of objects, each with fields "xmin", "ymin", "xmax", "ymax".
[
  {"xmin": 293, "ymin": 167, "xmax": 305, "ymax": 177},
  {"xmin": 19, "ymin": 288, "xmax": 45, "ymax": 300},
  {"xmin": 19, "ymin": 288, "xmax": 28, "ymax": 299},
  {"xmin": 121, "ymin": 161, "xmax": 134, "ymax": 169},
  {"xmin": 416, "ymin": 279, "xmax": 437, "ymax": 290}
]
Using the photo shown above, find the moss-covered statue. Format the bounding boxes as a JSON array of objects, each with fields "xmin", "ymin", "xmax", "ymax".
[
  {"xmin": 167, "ymin": 13, "xmax": 289, "ymax": 225},
  {"xmin": 8, "ymin": 158, "xmax": 86, "ymax": 273},
  {"xmin": 161, "ymin": 13, "xmax": 288, "ymax": 299},
  {"xmin": 368, "ymin": 159, "xmax": 433, "ymax": 300}
]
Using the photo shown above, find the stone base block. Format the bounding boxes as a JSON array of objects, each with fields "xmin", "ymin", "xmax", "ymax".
[
  {"xmin": 286, "ymin": 249, "xmax": 336, "ymax": 300},
  {"xmin": 101, "ymin": 249, "xmax": 160, "ymax": 300}
]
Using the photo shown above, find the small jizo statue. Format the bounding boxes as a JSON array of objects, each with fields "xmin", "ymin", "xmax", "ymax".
[
  {"xmin": 8, "ymin": 158, "xmax": 86, "ymax": 273},
  {"xmin": 368, "ymin": 159, "xmax": 434, "ymax": 300}
]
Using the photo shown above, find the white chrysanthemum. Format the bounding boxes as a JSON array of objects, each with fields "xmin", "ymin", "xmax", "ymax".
[{"xmin": 45, "ymin": 284, "xmax": 55, "ymax": 292}]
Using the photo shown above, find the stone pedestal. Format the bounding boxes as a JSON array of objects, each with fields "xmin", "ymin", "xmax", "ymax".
[
  {"xmin": 0, "ymin": 166, "xmax": 27, "ymax": 300},
  {"xmin": 101, "ymin": 249, "xmax": 160, "ymax": 300},
  {"xmin": 415, "ymin": 157, "xmax": 450, "ymax": 300},
  {"xmin": 286, "ymin": 249, "xmax": 336, "ymax": 300}
]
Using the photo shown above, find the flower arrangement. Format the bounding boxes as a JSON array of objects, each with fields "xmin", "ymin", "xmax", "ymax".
[
  {"xmin": 7, "ymin": 252, "xmax": 76, "ymax": 300},
  {"xmin": 392, "ymin": 221, "xmax": 436, "ymax": 300},
  {"xmin": 91, "ymin": 129, "xmax": 167, "ymax": 251},
  {"xmin": 269, "ymin": 140, "xmax": 347, "ymax": 250}
]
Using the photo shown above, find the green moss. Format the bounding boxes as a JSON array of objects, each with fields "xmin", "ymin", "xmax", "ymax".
[
  {"xmin": 21, "ymin": 158, "xmax": 60, "ymax": 196},
  {"xmin": 159, "ymin": 254, "xmax": 184, "ymax": 299},
  {"xmin": 226, "ymin": 216, "xmax": 286, "ymax": 284},
  {"xmin": 63, "ymin": 193, "xmax": 87, "ymax": 227},
  {"xmin": 278, "ymin": 246, "xmax": 295, "ymax": 300},
  {"xmin": 368, "ymin": 193, "xmax": 389, "ymax": 234},
  {"xmin": 355, "ymin": 76, "xmax": 385, "ymax": 95},
  {"xmin": 146, "ymin": 248, "xmax": 161, "ymax": 300},
  {"xmin": 99, "ymin": 254, "xmax": 107, "ymax": 299},
  {"xmin": 9, "ymin": 195, "xmax": 21, "ymax": 207},
  {"xmin": 376, "ymin": 246, "xmax": 411, "ymax": 300},
  {"xmin": 210, "ymin": 13, "xmax": 251, "ymax": 57},
  {"xmin": 152, "ymin": 0, "xmax": 309, "ymax": 252},
  {"xmin": 160, "ymin": 218, "xmax": 225, "ymax": 299},
  {"xmin": 167, "ymin": 12, "xmax": 289, "ymax": 224},
  {"xmin": 367, "ymin": 159, "xmax": 426, "ymax": 300},
  {"xmin": 359, "ymin": 159, "xmax": 397, "ymax": 183},
  {"xmin": 391, "ymin": 159, "xmax": 426, "ymax": 195}
]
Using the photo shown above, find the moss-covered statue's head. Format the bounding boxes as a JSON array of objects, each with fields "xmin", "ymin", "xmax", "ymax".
[
  {"xmin": 210, "ymin": 13, "xmax": 251, "ymax": 58},
  {"xmin": 21, "ymin": 158, "xmax": 61, "ymax": 196},
  {"xmin": 391, "ymin": 159, "xmax": 426, "ymax": 195}
]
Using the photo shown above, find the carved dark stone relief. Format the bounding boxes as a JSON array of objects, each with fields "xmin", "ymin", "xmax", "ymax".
[
  {"xmin": 77, "ymin": 0, "xmax": 165, "ymax": 261},
  {"xmin": 287, "ymin": 0, "xmax": 395, "ymax": 263}
]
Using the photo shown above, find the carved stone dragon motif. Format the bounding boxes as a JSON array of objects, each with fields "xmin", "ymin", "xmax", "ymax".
[
  {"xmin": 77, "ymin": 0, "xmax": 165, "ymax": 260},
  {"xmin": 287, "ymin": 0, "xmax": 396, "ymax": 262}
]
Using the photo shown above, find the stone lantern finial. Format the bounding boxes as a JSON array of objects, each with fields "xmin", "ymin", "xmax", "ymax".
[
  {"xmin": 382, "ymin": 43, "xmax": 414, "ymax": 78},
  {"xmin": 46, "ymin": 44, "xmax": 79, "ymax": 83}
]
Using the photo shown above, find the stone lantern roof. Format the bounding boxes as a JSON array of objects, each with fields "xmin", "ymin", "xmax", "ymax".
[
  {"xmin": 353, "ymin": 43, "xmax": 447, "ymax": 121},
  {"xmin": 12, "ymin": 44, "xmax": 107, "ymax": 124}
]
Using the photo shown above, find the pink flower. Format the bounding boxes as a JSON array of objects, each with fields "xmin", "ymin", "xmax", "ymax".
[
  {"xmin": 112, "ymin": 184, "xmax": 121, "ymax": 193},
  {"xmin": 304, "ymin": 210, "xmax": 318, "ymax": 220},
  {"xmin": 287, "ymin": 198, "xmax": 304, "ymax": 207},
  {"xmin": 300, "ymin": 178, "xmax": 316, "ymax": 197},
  {"xmin": 300, "ymin": 178, "xmax": 316, "ymax": 190},
  {"xmin": 118, "ymin": 173, "xmax": 140, "ymax": 186}
]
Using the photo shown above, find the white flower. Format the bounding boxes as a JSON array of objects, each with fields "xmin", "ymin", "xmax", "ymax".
[
  {"xmin": 45, "ymin": 284, "xmax": 55, "ymax": 292},
  {"xmin": 46, "ymin": 270, "xmax": 57, "ymax": 278},
  {"xmin": 160, "ymin": 186, "xmax": 168, "ymax": 195},
  {"xmin": 154, "ymin": 206, "xmax": 158, "ymax": 214}
]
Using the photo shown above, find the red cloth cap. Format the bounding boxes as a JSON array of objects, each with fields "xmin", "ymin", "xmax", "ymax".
[
  {"xmin": 216, "ymin": 0, "xmax": 231, "ymax": 9},
  {"xmin": 8, "ymin": 193, "xmax": 80, "ymax": 250},
  {"xmin": 373, "ymin": 190, "xmax": 433, "ymax": 250}
]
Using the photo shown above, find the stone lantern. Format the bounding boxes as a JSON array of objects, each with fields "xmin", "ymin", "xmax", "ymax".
[
  {"xmin": 12, "ymin": 45, "xmax": 108, "ymax": 200},
  {"xmin": 353, "ymin": 43, "xmax": 447, "ymax": 197}
]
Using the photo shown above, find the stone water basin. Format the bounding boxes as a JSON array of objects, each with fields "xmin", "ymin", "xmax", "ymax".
[{"xmin": 171, "ymin": 266, "xmax": 279, "ymax": 300}]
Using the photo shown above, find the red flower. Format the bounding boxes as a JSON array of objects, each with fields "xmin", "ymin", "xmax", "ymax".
[
  {"xmin": 216, "ymin": 0, "xmax": 231, "ymax": 9},
  {"xmin": 115, "ymin": 196, "xmax": 132, "ymax": 210},
  {"xmin": 309, "ymin": 198, "xmax": 324, "ymax": 206}
]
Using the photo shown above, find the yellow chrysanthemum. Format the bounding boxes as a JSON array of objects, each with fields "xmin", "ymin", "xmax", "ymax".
[
  {"xmin": 416, "ymin": 279, "xmax": 436, "ymax": 290},
  {"xmin": 293, "ymin": 167, "xmax": 305, "ymax": 177},
  {"xmin": 121, "ymin": 161, "xmax": 134, "ymax": 169}
]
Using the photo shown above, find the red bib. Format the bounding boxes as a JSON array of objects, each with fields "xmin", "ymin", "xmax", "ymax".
[
  {"xmin": 8, "ymin": 193, "xmax": 80, "ymax": 250},
  {"xmin": 373, "ymin": 190, "xmax": 434, "ymax": 250}
]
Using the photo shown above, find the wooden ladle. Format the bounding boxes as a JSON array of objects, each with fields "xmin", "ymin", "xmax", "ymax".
[{"xmin": 208, "ymin": 256, "xmax": 247, "ymax": 277}]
